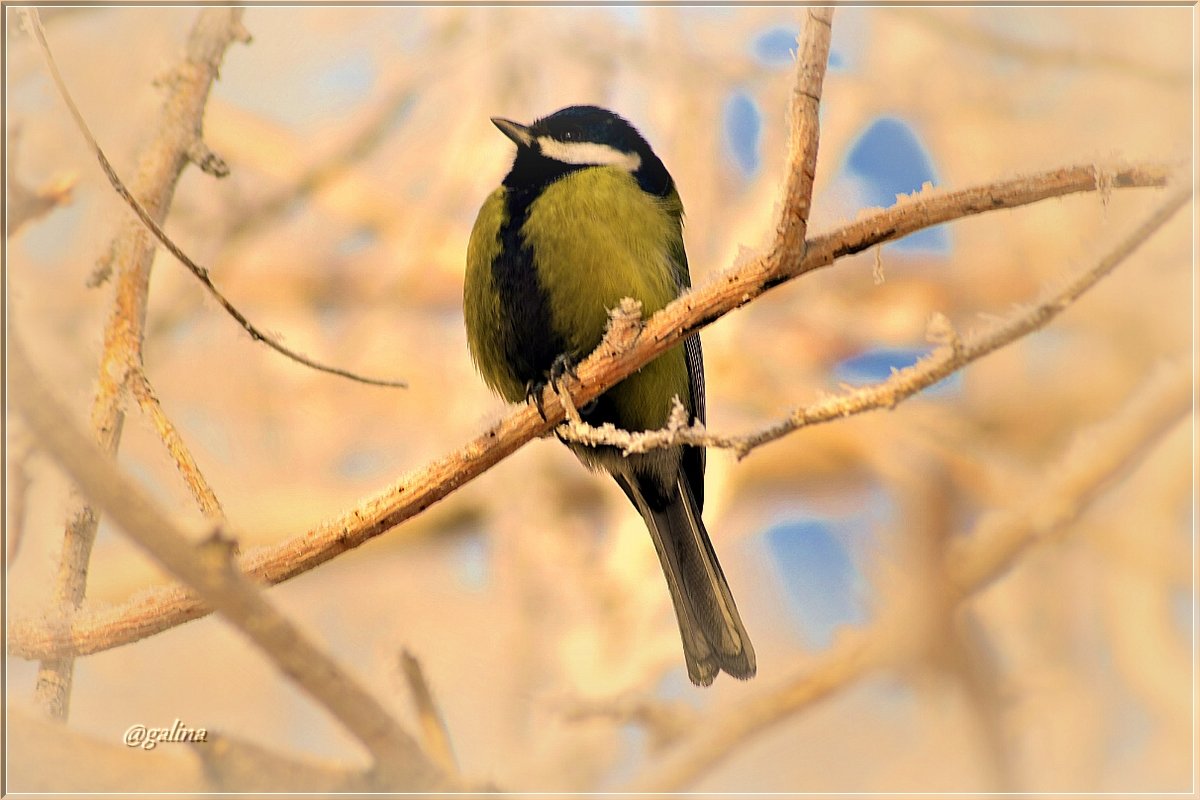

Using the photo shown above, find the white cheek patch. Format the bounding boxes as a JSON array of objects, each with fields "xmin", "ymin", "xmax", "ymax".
[{"xmin": 537, "ymin": 136, "xmax": 642, "ymax": 172}]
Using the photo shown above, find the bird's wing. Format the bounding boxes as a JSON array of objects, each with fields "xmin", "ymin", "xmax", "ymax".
[{"xmin": 664, "ymin": 192, "xmax": 708, "ymax": 509}]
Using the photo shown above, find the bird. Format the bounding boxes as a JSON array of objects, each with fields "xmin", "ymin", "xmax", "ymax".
[{"xmin": 463, "ymin": 105, "xmax": 755, "ymax": 686}]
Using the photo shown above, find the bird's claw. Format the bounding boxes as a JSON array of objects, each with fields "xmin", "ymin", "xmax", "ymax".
[
  {"xmin": 526, "ymin": 355, "xmax": 585, "ymax": 422},
  {"xmin": 525, "ymin": 379, "xmax": 549, "ymax": 422},
  {"xmin": 549, "ymin": 354, "xmax": 579, "ymax": 391},
  {"xmin": 550, "ymin": 354, "xmax": 598, "ymax": 416}
]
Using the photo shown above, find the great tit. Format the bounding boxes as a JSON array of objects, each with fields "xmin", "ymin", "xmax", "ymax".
[{"xmin": 464, "ymin": 105, "xmax": 755, "ymax": 686}]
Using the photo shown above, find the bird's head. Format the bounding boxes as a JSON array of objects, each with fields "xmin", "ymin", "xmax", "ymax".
[{"xmin": 493, "ymin": 105, "xmax": 673, "ymax": 196}]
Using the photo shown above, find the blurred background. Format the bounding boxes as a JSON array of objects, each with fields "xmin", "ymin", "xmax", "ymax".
[{"xmin": 5, "ymin": 5, "xmax": 1192, "ymax": 793}]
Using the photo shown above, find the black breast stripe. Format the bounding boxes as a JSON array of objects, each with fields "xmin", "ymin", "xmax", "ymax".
[{"xmin": 491, "ymin": 185, "xmax": 569, "ymax": 386}]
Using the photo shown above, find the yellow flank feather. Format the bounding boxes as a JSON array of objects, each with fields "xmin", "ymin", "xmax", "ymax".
[{"xmin": 463, "ymin": 187, "xmax": 526, "ymax": 401}]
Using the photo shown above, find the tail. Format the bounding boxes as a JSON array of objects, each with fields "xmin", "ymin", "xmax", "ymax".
[{"xmin": 623, "ymin": 473, "xmax": 756, "ymax": 686}]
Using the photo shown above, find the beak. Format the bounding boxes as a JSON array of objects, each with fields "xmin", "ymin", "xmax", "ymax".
[{"xmin": 491, "ymin": 117, "xmax": 534, "ymax": 149}]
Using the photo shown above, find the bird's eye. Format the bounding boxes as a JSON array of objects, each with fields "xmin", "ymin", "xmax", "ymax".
[{"xmin": 563, "ymin": 131, "xmax": 575, "ymax": 141}]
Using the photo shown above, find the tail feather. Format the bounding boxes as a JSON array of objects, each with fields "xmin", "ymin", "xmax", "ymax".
[{"xmin": 626, "ymin": 474, "xmax": 756, "ymax": 686}]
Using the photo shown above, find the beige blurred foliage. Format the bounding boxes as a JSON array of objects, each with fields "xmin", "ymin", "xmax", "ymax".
[{"xmin": 4, "ymin": 5, "xmax": 1192, "ymax": 794}]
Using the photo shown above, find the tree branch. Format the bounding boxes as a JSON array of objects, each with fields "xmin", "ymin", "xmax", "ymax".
[
  {"xmin": 558, "ymin": 179, "xmax": 1191, "ymax": 456},
  {"xmin": 25, "ymin": 10, "xmax": 406, "ymax": 389},
  {"xmin": 128, "ymin": 372, "xmax": 224, "ymax": 519},
  {"xmin": 399, "ymin": 649, "xmax": 459, "ymax": 777},
  {"xmin": 775, "ymin": 7, "xmax": 832, "ymax": 254},
  {"xmin": 8, "ymin": 334, "xmax": 452, "ymax": 790},
  {"xmin": 25, "ymin": 7, "xmax": 246, "ymax": 720},
  {"xmin": 633, "ymin": 358, "xmax": 1191, "ymax": 792},
  {"xmin": 7, "ymin": 10, "xmax": 1175, "ymax": 663},
  {"xmin": 7, "ymin": 160, "xmax": 1173, "ymax": 664}
]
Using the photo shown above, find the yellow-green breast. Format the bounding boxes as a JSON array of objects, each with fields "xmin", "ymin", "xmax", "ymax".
[{"xmin": 464, "ymin": 166, "xmax": 691, "ymax": 433}]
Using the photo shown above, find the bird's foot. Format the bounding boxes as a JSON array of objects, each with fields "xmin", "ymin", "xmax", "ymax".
[
  {"xmin": 550, "ymin": 354, "xmax": 596, "ymax": 416},
  {"xmin": 549, "ymin": 353, "xmax": 579, "ymax": 390},
  {"xmin": 526, "ymin": 355, "xmax": 592, "ymax": 422},
  {"xmin": 525, "ymin": 378, "xmax": 549, "ymax": 421}
]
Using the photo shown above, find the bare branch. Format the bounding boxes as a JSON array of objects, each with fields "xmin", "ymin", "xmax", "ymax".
[
  {"xmin": 559, "ymin": 179, "xmax": 1191, "ymax": 456},
  {"xmin": 556, "ymin": 396, "xmax": 697, "ymax": 455},
  {"xmin": 633, "ymin": 359, "xmax": 1191, "ymax": 791},
  {"xmin": 8, "ymin": 334, "xmax": 451, "ymax": 790},
  {"xmin": 6, "ymin": 161, "xmax": 1173, "ymax": 664},
  {"xmin": 736, "ymin": 181, "xmax": 1190, "ymax": 451},
  {"xmin": 25, "ymin": 7, "xmax": 246, "ymax": 720},
  {"xmin": 128, "ymin": 372, "xmax": 224, "ymax": 520},
  {"xmin": 545, "ymin": 166, "xmax": 1171, "ymax": 459},
  {"xmin": 399, "ymin": 650, "xmax": 459, "ymax": 777},
  {"xmin": 24, "ymin": 10, "xmax": 406, "ymax": 389},
  {"xmin": 774, "ymin": 7, "xmax": 833, "ymax": 255}
]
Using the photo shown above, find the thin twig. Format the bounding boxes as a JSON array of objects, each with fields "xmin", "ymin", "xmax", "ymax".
[
  {"xmin": 6, "ymin": 161, "xmax": 1173, "ymax": 663},
  {"xmin": 633, "ymin": 359, "xmax": 1191, "ymax": 792},
  {"xmin": 128, "ymin": 372, "xmax": 224, "ymax": 520},
  {"xmin": 546, "ymin": 166, "xmax": 1172, "ymax": 461},
  {"xmin": 24, "ymin": 11, "xmax": 406, "ymax": 389},
  {"xmin": 25, "ymin": 7, "xmax": 246, "ymax": 720},
  {"xmin": 399, "ymin": 649, "xmax": 459, "ymax": 777},
  {"xmin": 9, "ymin": 334, "xmax": 451, "ymax": 790},
  {"xmin": 735, "ymin": 181, "xmax": 1191, "ymax": 452},
  {"xmin": 556, "ymin": 396, "xmax": 694, "ymax": 455}
]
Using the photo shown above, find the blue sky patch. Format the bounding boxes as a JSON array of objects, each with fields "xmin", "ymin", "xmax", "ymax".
[
  {"xmin": 765, "ymin": 518, "xmax": 868, "ymax": 648},
  {"xmin": 834, "ymin": 347, "xmax": 962, "ymax": 397},
  {"xmin": 723, "ymin": 90, "xmax": 761, "ymax": 177},
  {"xmin": 845, "ymin": 117, "xmax": 949, "ymax": 253}
]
